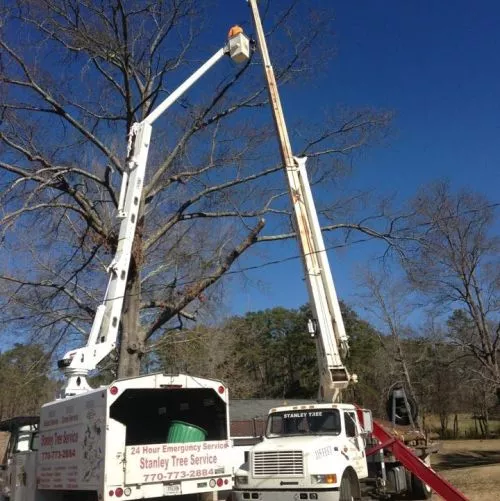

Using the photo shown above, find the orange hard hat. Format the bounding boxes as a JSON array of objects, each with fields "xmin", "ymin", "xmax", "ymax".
[{"xmin": 228, "ymin": 25, "xmax": 244, "ymax": 38}]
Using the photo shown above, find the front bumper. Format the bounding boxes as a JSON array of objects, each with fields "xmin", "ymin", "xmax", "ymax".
[{"xmin": 233, "ymin": 487, "xmax": 340, "ymax": 501}]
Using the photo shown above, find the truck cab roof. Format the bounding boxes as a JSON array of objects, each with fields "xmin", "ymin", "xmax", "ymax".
[
  {"xmin": 268, "ymin": 403, "xmax": 357, "ymax": 413},
  {"xmin": 0, "ymin": 416, "xmax": 39, "ymax": 432}
]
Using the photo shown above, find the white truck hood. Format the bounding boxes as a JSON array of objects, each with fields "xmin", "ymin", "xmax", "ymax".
[
  {"xmin": 252, "ymin": 435, "xmax": 340, "ymax": 453},
  {"xmin": 242, "ymin": 435, "xmax": 348, "ymax": 484}
]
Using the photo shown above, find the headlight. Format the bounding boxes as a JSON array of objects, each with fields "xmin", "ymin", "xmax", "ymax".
[
  {"xmin": 311, "ymin": 474, "xmax": 337, "ymax": 484},
  {"xmin": 235, "ymin": 475, "xmax": 249, "ymax": 486}
]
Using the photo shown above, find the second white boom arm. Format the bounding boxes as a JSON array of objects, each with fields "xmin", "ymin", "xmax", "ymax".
[{"xmin": 248, "ymin": 0, "xmax": 353, "ymax": 402}]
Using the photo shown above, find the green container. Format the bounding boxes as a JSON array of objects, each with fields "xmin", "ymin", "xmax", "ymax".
[{"xmin": 167, "ymin": 421, "xmax": 207, "ymax": 443}]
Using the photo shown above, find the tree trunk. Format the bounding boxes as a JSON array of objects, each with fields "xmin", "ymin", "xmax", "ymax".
[
  {"xmin": 396, "ymin": 340, "xmax": 416, "ymax": 403},
  {"xmin": 439, "ymin": 412, "xmax": 448, "ymax": 437},
  {"xmin": 483, "ymin": 409, "xmax": 490, "ymax": 438},
  {"xmin": 118, "ymin": 266, "xmax": 144, "ymax": 379},
  {"xmin": 453, "ymin": 413, "xmax": 458, "ymax": 439},
  {"xmin": 478, "ymin": 416, "xmax": 486, "ymax": 437},
  {"xmin": 117, "ymin": 198, "xmax": 146, "ymax": 379}
]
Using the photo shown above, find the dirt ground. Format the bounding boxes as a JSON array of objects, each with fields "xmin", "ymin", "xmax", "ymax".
[{"xmin": 432, "ymin": 439, "xmax": 500, "ymax": 501}]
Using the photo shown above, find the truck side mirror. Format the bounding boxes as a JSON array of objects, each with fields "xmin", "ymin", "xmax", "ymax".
[{"xmin": 360, "ymin": 409, "xmax": 373, "ymax": 434}]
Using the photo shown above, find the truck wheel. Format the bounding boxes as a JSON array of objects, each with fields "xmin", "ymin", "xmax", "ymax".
[
  {"xmin": 339, "ymin": 469, "xmax": 361, "ymax": 501},
  {"xmin": 411, "ymin": 474, "xmax": 432, "ymax": 499}
]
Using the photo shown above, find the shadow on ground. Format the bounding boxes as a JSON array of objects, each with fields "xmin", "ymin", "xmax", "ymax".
[{"xmin": 434, "ymin": 450, "xmax": 500, "ymax": 470}]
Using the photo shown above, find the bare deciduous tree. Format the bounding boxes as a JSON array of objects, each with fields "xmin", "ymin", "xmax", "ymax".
[
  {"xmin": 358, "ymin": 268, "xmax": 420, "ymax": 410},
  {"xmin": 406, "ymin": 182, "xmax": 500, "ymax": 395},
  {"xmin": 0, "ymin": 0, "xmax": 396, "ymax": 377}
]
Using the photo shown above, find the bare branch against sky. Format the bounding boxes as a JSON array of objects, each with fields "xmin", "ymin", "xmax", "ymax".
[{"xmin": 0, "ymin": 0, "xmax": 400, "ymax": 375}]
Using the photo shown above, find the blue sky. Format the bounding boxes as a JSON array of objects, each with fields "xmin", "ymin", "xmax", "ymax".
[
  {"xmin": 1, "ymin": 0, "xmax": 498, "ymax": 349},
  {"xmin": 223, "ymin": 0, "xmax": 500, "ymax": 316}
]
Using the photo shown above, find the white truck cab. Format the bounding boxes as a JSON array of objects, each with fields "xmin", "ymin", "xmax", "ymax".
[
  {"xmin": 0, "ymin": 418, "xmax": 40, "ymax": 501},
  {"xmin": 234, "ymin": 403, "xmax": 370, "ymax": 501}
]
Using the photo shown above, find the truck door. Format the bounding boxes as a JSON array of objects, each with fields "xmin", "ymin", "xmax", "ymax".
[
  {"xmin": 343, "ymin": 411, "xmax": 368, "ymax": 479},
  {"xmin": 8, "ymin": 429, "xmax": 38, "ymax": 501},
  {"xmin": 0, "ymin": 431, "xmax": 11, "ymax": 499}
]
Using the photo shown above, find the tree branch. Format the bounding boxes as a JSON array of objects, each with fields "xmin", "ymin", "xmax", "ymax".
[{"xmin": 145, "ymin": 218, "xmax": 265, "ymax": 338}]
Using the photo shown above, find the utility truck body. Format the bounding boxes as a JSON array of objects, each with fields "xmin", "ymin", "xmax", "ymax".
[
  {"xmin": 1, "ymin": 374, "xmax": 233, "ymax": 501},
  {"xmin": 234, "ymin": 402, "xmax": 439, "ymax": 501}
]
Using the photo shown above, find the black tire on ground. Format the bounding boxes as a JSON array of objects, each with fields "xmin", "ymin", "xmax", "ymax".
[
  {"xmin": 411, "ymin": 474, "xmax": 432, "ymax": 500},
  {"xmin": 339, "ymin": 468, "xmax": 361, "ymax": 501}
]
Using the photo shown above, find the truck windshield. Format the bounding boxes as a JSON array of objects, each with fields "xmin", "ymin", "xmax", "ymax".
[
  {"xmin": 266, "ymin": 409, "xmax": 341, "ymax": 437},
  {"xmin": 14, "ymin": 431, "xmax": 32, "ymax": 452}
]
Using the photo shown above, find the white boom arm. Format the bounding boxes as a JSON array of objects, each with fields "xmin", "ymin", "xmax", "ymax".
[
  {"xmin": 248, "ymin": 0, "xmax": 353, "ymax": 402},
  {"xmin": 58, "ymin": 30, "xmax": 251, "ymax": 397}
]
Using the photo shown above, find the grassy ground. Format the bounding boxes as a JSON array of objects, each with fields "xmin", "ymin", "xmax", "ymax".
[
  {"xmin": 433, "ymin": 439, "xmax": 500, "ymax": 501},
  {"xmin": 423, "ymin": 414, "xmax": 500, "ymax": 439}
]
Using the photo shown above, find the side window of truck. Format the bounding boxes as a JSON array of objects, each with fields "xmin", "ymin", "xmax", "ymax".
[
  {"xmin": 14, "ymin": 432, "xmax": 31, "ymax": 453},
  {"xmin": 31, "ymin": 432, "xmax": 39, "ymax": 451},
  {"xmin": 344, "ymin": 412, "xmax": 357, "ymax": 438},
  {"xmin": 270, "ymin": 415, "xmax": 283, "ymax": 434}
]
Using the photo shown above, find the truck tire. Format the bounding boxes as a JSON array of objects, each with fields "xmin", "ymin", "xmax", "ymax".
[
  {"xmin": 339, "ymin": 468, "xmax": 361, "ymax": 501},
  {"xmin": 411, "ymin": 474, "xmax": 432, "ymax": 499}
]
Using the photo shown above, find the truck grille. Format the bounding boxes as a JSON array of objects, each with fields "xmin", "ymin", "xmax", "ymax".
[{"xmin": 253, "ymin": 450, "xmax": 304, "ymax": 476}]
